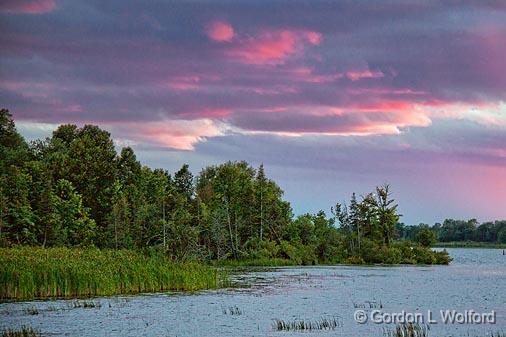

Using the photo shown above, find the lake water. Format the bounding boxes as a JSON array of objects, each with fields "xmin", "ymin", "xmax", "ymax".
[{"xmin": 1, "ymin": 248, "xmax": 505, "ymax": 336}]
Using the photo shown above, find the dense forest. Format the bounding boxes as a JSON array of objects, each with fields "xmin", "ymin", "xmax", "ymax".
[{"xmin": 1, "ymin": 109, "xmax": 454, "ymax": 264}]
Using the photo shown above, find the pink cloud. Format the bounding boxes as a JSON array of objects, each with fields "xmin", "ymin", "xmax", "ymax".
[
  {"xmin": 348, "ymin": 87, "xmax": 427, "ymax": 96},
  {"xmin": 206, "ymin": 21, "xmax": 235, "ymax": 42},
  {"xmin": 230, "ymin": 102, "xmax": 433, "ymax": 137},
  {"xmin": 178, "ymin": 108, "xmax": 231, "ymax": 119},
  {"xmin": 304, "ymin": 31, "xmax": 322, "ymax": 45},
  {"xmin": 346, "ymin": 99, "xmax": 506, "ymax": 130},
  {"xmin": 424, "ymin": 101, "xmax": 506, "ymax": 127},
  {"xmin": 346, "ymin": 70, "xmax": 384, "ymax": 81},
  {"xmin": 249, "ymin": 85, "xmax": 299, "ymax": 95},
  {"xmin": 290, "ymin": 67, "xmax": 343, "ymax": 83},
  {"xmin": 111, "ymin": 119, "xmax": 223, "ymax": 150},
  {"xmin": 0, "ymin": 0, "xmax": 56, "ymax": 14},
  {"xmin": 353, "ymin": 100, "xmax": 416, "ymax": 112},
  {"xmin": 167, "ymin": 76, "xmax": 201, "ymax": 91},
  {"xmin": 227, "ymin": 29, "xmax": 322, "ymax": 65}
]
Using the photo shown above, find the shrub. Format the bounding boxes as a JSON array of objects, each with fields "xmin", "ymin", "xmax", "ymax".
[
  {"xmin": 415, "ymin": 228, "xmax": 437, "ymax": 247},
  {"xmin": 346, "ymin": 256, "xmax": 365, "ymax": 264}
]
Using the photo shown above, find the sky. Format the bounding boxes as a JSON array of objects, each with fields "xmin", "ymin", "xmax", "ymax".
[{"xmin": 1, "ymin": 0, "xmax": 506, "ymax": 224}]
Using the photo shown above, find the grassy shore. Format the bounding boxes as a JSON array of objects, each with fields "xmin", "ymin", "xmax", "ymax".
[
  {"xmin": 0, "ymin": 247, "xmax": 227, "ymax": 301},
  {"xmin": 214, "ymin": 257, "xmax": 298, "ymax": 267},
  {"xmin": 434, "ymin": 241, "xmax": 506, "ymax": 249}
]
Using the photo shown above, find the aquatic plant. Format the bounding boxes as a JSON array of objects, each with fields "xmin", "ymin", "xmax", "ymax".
[
  {"xmin": 0, "ymin": 326, "xmax": 41, "ymax": 337},
  {"xmin": 46, "ymin": 305, "xmax": 59, "ymax": 312},
  {"xmin": 23, "ymin": 306, "xmax": 39, "ymax": 315},
  {"xmin": 273, "ymin": 317, "xmax": 341, "ymax": 331},
  {"xmin": 222, "ymin": 305, "xmax": 242, "ymax": 315},
  {"xmin": 215, "ymin": 257, "xmax": 297, "ymax": 267},
  {"xmin": 69, "ymin": 300, "xmax": 101, "ymax": 309},
  {"xmin": 0, "ymin": 247, "xmax": 228, "ymax": 301},
  {"xmin": 383, "ymin": 323, "xmax": 429, "ymax": 337}
]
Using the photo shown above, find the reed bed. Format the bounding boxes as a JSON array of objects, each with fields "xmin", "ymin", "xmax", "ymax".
[
  {"xmin": 0, "ymin": 247, "xmax": 227, "ymax": 301},
  {"xmin": 1, "ymin": 326, "xmax": 41, "ymax": 337},
  {"xmin": 222, "ymin": 305, "xmax": 242, "ymax": 315},
  {"xmin": 68, "ymin": 300, "xmax": 102, "ymax": 309},
  {"xmin": 383, "ymin": 323, "xmax": 429, "ymax": 337},
  {"xmin": 22, "ymin": 306, "xmax": 39, "ymax": 315},
  {"xmin": 273, "ymin": 317, "xmax": 341, "ymax": 331},
  {"xmin": 383, "ymin": 328, "xmax": 506, "ymax": 337}
]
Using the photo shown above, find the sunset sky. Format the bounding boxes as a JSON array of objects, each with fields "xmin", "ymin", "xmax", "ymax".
[{"xmin": 1, "ymin": 0, "xmax": 505, "ymax": 224}]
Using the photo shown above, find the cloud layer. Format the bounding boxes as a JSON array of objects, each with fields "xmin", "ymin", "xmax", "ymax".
[
  {"xmin": 1, "ymin": 0, "xmax": 505, "ymax": 222},
  {"xmin": 0, "ymin": 0, "xmax": 56, "ymax": 14}
]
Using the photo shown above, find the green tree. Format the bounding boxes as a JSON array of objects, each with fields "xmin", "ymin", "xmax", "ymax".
[
  {"xmin": 196, "ymin": 161, "xmax": 291, "ymax": 260},
  {"xmin": 415, "ymin": 227, "xmax": 437, "ymax": 247},
  {"xmin": 255, "ymin": 164, "xmax": 266, "ymax": 241},
  {"xmin": 46, "ymin": 124, "xmax": 118, "ymax": 245},
  {"xmin": 374, "ymin": 184, "xmax": 400, "ymax": 247},
  {"xmin": 498, "ymin": 228, "xmax": 506, "ymax": 244},
  {"xmin": 174, "ymin": 164, "xmax": 194, "ymax": 202},
  {"xmin": 1, "ymin": 166, "xmax": 35, "ymax": 244},
  {"xmin": 0, "ymin": 178, "xmax": 7, "ymax": 245},
  {"xmin": 0, "ymin": 109, "xmax": 35, "ymax": 244},
  {"xmin": 313, "ymin": 211, "xmax": 341, "ymax": 262},
  {"xmin": 0, "ymin": 108, "xmax": 30, "ymax": 169},
  {"xmin": 49, "ymin": 179, "xmax": 96, "ymax": 246}
]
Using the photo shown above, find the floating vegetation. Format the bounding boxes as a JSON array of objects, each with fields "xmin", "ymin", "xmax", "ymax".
[
  {"xmin": 383, "ymin": 323, "xmax": 430, "ymax": 337},
  {"xmin": 383, "ymin": 329, "xmax": 506, "ymax": 337},
  {"xmin": 1, "ymin": 326, "xmax": 41, "ymax": 337},
  {"xmin": 273, "ymin": 317, "xmax": 341, "ymax": 331},
  {"xmin": 464, "ymin": 333, "xmax": 506, "ymax": 337},
  {"xmin": 353, "ymin": 300, "xmax": 383, "ymax": 309},
  {"xmin": 23, "ymin": 306, "xmax": 39, "ymax": 315},
  {"xmin": 69, "ymin": 300, "xmax": 102, "ymax": 309},
  {"xmin": 222, "ymin": 305, "xmax": 242, "ymax": 315},
  {"xmin": 0, "ymin": 247, "xmax": 228, "ymax": 301}
]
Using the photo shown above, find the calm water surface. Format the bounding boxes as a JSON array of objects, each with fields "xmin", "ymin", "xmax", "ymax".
[{"xmin": 1, "ymin": 248, "xmax": 505, "ymax": 336}]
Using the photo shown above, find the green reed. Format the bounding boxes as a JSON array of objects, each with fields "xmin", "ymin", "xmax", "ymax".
[
  {"xmin": 384, "ymin": 323, "xmax": 429, "ymax": 337},
  {"xmin": 273, "ymin": 317, "xmax": 341, "ymax": 331},
  {"xmin": 0, "ymin": 246, "xmax": 228, "ymax": 301},
  {"xmin": 1, "ymin": 326, "xmax": 41, "ymax": 337}
]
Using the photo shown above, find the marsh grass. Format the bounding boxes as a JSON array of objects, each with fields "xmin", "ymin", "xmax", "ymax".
[
  {"xmin": 222, "ymin": 305, "xmax": 242, "ymax": 315},
  {"xmin": 1, "ymin": 326, "xmax": 41, "ymax": 337},
  {"xmin": 384, "ymin": 324, "xmax": 506, "ymax": 337},
  {"xmin": 434, "ymin": 242, "xmax": 506, "ymax": 249},
  {"xmin": 46, "ymin": 305, "xmax": 59, "ymax": 312},
  {"xmin": 0, "ymin": 247, "xmax": 227, "ymax": 301},
  {"xmin": 383, "ymin": 323, "xmax": 430, "ymax": 337},
  {"xmin": 22, "ymin": 306, "xmax": 39, "ymax": 315},
  {"xmin": 215, "ymin": 258, "xmax": 297, "ymax": 267},
  {"xmin": 273, "ymin": 317, "xmax": 341, "ymax": 331},
  {"xmin": 69, "ymin": 300, "xmax": 101, "ymax": 309}
]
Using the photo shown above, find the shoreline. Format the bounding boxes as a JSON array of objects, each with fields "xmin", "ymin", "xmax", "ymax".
[{"xmin": 433, "ymin": 242, "xmax": 506, "ymax": 249}]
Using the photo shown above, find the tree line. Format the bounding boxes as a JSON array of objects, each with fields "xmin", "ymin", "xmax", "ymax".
[
  {"xmin": 397, "ymin": 219, "xmax": 506, "ymax": 246},
  {"xmin": 1, "ymin": 109, "xmax": 451, "ymax": 264}
]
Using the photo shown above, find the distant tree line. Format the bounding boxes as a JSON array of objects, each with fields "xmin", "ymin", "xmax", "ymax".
[
  {"xmin": 397, "ymin": 219, "xmax": 506, "ymax": 245},
  {"xmin": 0, "ymin": 109, "xmax": 451, "ymax": 264}
]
